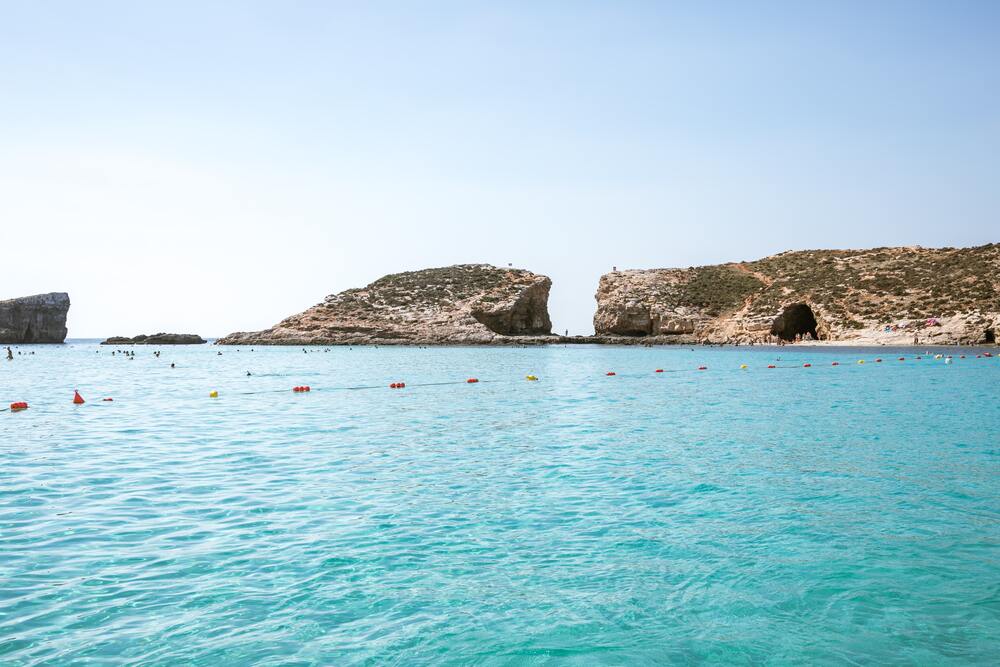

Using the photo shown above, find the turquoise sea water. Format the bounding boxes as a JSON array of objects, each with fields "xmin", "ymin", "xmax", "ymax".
[{"xmin": 2, "ymin": 342, "xmax": 999, "ymax": 665}]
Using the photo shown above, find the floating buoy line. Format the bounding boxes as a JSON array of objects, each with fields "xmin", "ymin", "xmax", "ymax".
[{"xmin": 3, "ymin": 353, "xmax": 995, "ymax": 413}]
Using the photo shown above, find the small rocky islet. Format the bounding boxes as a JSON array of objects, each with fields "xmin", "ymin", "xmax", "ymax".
[
  {"xmin": 100, "ymin": 334, "xmax": 207, "ymax": 345},
  {"xmin": 4, "ymin": 244, "xmax": 999, "ymax": 346}
]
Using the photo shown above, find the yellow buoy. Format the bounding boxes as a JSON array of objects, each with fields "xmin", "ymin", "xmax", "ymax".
[
  {"xmin": 525, "ymin": 375, "xmax": 538, "ymax": 381},
  {"xmin": 858, "ymin": 360, "xmax": 865, "ymax": 364},
  {"xmin": 209, "ymin": 390, "xmax": 219, "ymax": 398},
  {"xmin": 740, "ymin": 364, "xmax": 748, "ymax": 369}
]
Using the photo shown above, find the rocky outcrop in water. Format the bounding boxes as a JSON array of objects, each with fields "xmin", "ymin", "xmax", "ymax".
[
  {"xmin": 217, "ymin": 264, "xmax": 553, "ymax": 345},
  {"xmin": 594, "ymin": 244, "xmax": 1000, "ymax": 345},
  {"xmin": 0, "ymin": 293, "xmax": 70, "ymax": 343},
  {"xmin": 101, "ymin": 333, "xmax": 206, "ymax": 345}
]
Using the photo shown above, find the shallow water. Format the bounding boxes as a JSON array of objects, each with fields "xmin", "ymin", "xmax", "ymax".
[{"xmin": 2, "ymin": 342, "xmax": 999, "ymax": 664}]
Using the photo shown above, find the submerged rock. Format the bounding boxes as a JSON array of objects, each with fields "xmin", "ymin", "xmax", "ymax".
[
  {"xmin": 217, "ymin": 264, "xmax": 553, "ymax": 346},
  {"xmin": 0, "ymin": 293, "xmax": 70, "ymax": 343},
  {"xmin": 102, "ymin": 333, "xmax": 206, "ymax": 345}
]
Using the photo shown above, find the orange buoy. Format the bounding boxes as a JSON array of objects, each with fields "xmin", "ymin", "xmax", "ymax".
[
  {"xmin": 467, "ymin": 378, "xmax": 479, "ymax": 383},
  {"xmin": 655, "ymin": 369, "xmax": 664, "ymax": 373},
  {"xmin": 73, "ymin": 390, "xmax": 85, "ymax": 405},
  {"xmin": 389, "ymin": 383, "xmax": 397, "ymax": 389},
  {"xmin": 10, "ymin": 402, "xmax": 28, "ymax": 411},
  {"xmin": 606, "ymin": 371, "xmax": 616, "ymax": 376}
]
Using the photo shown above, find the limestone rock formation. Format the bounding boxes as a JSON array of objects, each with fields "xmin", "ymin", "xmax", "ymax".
[
  {"xmin": 217, "ymin": 264, "xmax": 553, "ymax": 345},
  {"xmin": 101, "ymin": 333, "xmax": 206, "ymax": 345},
  {"xmin": 0, "ymin": 293, "xmax": 70, "ymax": 343},
  {"xmin": 594, "ymin": 244, "xmax": 1000, "ymax": 345}
]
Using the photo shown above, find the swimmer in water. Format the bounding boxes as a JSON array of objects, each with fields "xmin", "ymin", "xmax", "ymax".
[
  {"xmin": 170, "ymin": 363, "xmax": 175, "ymax": 368},
  {"xmin": 6, "ymin": 346, "xmax": 12, "ymax": 361},
  {"xmin": 246, "ymin": 371, "xmax": 252, "ymax": 376}
]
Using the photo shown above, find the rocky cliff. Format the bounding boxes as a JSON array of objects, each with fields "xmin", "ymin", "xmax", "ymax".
[
  {"xmin": 594, "ymin": 245, "xmax": 1000, "ymax": 345},
  {"xmin": 102, "ymin": 333, "xmax": 206, "ymax": 345},
  {"xmin": 217, "ymin": 264, "xmax": 553, "ymax": 345},
  {"xmin": 0, "ymin": 293, "xmax": 70, "ymax": 344}
]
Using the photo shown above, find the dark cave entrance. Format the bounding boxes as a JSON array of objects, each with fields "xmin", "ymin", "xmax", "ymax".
[
  {"xmin": 770, "ymin": 303, "xmax": 819, "ymax": 342},
  {"xmin": 985, "ymin": 328, "xmax": 996, "ymax": 344}
]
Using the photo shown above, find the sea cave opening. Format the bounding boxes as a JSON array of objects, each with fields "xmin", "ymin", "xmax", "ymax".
[
  {"xmin": 985, "ymin": 328, "xmax": 996, "ymax": 344},
  {"xmin": 770, "ymin": 303, "xmax": 819, "ymax": 342}
]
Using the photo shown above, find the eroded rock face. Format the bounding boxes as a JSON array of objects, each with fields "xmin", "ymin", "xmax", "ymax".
[
  {"xmin": 592, "ymin": 244, "xmax": 1000, "ymax": 344},
  {"xmin": 770, "ymin": 304, "xmax": 818, "ymax": 341},
  {"xmin": 217, "ymin": 264, "xmax": 553, "ymax": 345},
  {"xmin": 102, "ymin": 334, "xmax": 206, "ymax": 345},
  {"xmin": 0, "ymin": 293, "xmax": 70, "ymax": 343}
]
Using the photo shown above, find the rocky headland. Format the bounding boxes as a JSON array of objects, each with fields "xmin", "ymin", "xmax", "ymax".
[
  {"xmin": 217, "ymin": 264, "xmax": 553, "ymax": 346},
  {"xmin": 0, "ymin": 293, "xmax": 70, "ymax": 344},
  {"xmin": 101, "ymin": 333, "xmax": 207, "ymax": 345},
  {"xmin": 594, "ymin": 244, "xmax": 999, "ymax": 346}
]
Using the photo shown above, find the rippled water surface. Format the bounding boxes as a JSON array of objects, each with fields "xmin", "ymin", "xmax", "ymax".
[{"xmin": 3, "ymin": 342, "xmax": 999, "ymax": 664}]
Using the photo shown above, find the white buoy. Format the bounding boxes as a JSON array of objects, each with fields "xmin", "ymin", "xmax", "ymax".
[{"xmin": 945, "ymin": 357, "xmax": 953, "ymax": 364}]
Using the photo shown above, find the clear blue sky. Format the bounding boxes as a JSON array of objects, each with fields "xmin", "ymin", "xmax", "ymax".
[{"xmin": 1, "ymin": 1, "xmax": 997, "ymax": 337}]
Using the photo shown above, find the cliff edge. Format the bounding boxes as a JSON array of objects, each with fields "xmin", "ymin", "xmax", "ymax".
[
  {"xmin": 594, "ymin": 245, "xmax": 1000, "ymax": 345},
  {"xmin": 217, "ymin": 264, "xmax": 553, "ymax": 345},
  {"xmin": 0, "ymin": 293, "xmax": 70, "ymax": 344}
]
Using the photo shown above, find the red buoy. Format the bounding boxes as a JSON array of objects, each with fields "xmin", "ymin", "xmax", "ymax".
[
  {"xmin": 697, "ymin": 366, "xmax": 707, "ymax": 371},
  {"xmin": 73, "ymin": 390, "xmax": 85, "ymax": 405},
  {"xmin": 655, "ymin": 369, "xmax": 663, "ymax": 373},
  {"xmin": 767, "ymin": 365, "xmax": 776, "ymax": 369},
  {"xmin": 467, "ymin": 378, "xmax": 479, "ymax": 383},
  {"xmin": 10, "ymin": 402, "xmax": 28, "ymax": 411},
  {"xmin": 898, "ymin": 357, "xmax": 905, "ymax": 361},
  {"xmin": 832, "ymin": 362, "xmax": 840, "ymax": 366},
  {"xmin": 606, "ymin": 371, "xmax": 616, "ymax": 376},
  {"xmin": 102, "ymin": 398, "xmax": 114, "ymax": 402},
  {"xmin": 875, "ymin": 358, "xmax": 882, "ymax": 363},
  {"xmin": 803, "ymin": 363, "xmax": 811, "ymax": 368},
  {"xmin": 960, "ymin": 355, "xmax": 966, "ymax": 359}
]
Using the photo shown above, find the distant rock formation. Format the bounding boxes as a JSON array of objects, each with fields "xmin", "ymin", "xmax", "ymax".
[
  {"xmin": 0, "ymin": 293, "xmax": 70, "ymax": 343},
  {"xmin": 217, "ymin": 264, "xmax": 553, "ymax": 345},
  {"xmin": 101, "ymin": 333, "xmax": 206, "ymax": 345},
  {"xmin": 594, "ymin": 244, "xmax": 1000, "ymax": 345}
]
